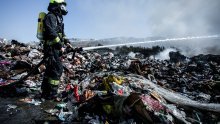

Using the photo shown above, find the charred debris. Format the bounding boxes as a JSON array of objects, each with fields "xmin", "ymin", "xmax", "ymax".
[{"xmin": 0, "ymin": 39, "xmax": 220, "ymax": 123}]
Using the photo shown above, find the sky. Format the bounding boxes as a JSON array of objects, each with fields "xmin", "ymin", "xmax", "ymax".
[{"xmin": 0, "ymin": 0, "xmax": 220, "ymax": 42}]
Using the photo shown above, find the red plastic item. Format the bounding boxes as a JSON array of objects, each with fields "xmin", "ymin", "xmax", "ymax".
[
  {"xmin": 66, "ymin": 84, "xmax": 72, "ymax": 91},
  {"xmin": 73, "ymin": 85, "xmax": 80, "ymax": 101},
  {"xmin": 118, "ymin": 89, "xmax": 123, "ymax": 95},
  {"xmin": 141, "ymin": 95, "xmax": 165, "ymax": 112}
]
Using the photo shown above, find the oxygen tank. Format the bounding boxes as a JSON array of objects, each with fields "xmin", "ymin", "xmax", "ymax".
[{"xmin": 37, "ymin": 12, "xmax": 46, "ymax": 40}]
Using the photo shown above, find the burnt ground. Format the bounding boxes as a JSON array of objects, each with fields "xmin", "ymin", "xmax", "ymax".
[{"xmin": 0, "ymin": 97, "xmax": 60, "ymax": 124}]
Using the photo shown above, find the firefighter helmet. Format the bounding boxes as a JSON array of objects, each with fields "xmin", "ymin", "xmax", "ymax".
[
  {"xmin": 49, "ymin": 0, "xmax": 68, "ymax": 15},
  {"xmin": 50, "ymin": 0, "xmax": 66, "ymax": 5}
]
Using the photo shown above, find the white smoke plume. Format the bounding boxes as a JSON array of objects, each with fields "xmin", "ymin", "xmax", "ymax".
[
  {"xmin": 128, "ymin": 52, "xmax": 136, "ymax": 59},
  {"xmin": 80, "ymin": 0, "xmax": 220, "ymax": 56},
  {"xmin": 155, "ymin": 48, "xmax": 177, "ymax": 60}
]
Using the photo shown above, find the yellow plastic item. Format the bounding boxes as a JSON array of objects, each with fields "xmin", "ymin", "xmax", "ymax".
[
  {"xmin": 37, "ymin": 12, "xmax": 46, "ymax": 40},
  {"xmin": 102, "ymin": 105, "xmax": 113, "ymax": 114},
  {"xmin": 112, "ymin": 76, "xmax": 124, "ymax": 85},
  {"xmin": 102, "ymin": 75, "xmax": 124, "ymax": 91},
  {"xmin": 108, "ymin": 75, "xmax": 124, "ymax": 85}
]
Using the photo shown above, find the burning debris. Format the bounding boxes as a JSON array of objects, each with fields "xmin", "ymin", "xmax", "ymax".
[{"xmin": 0, "ymin": 40, "xmax": 220, "ymax": 123}]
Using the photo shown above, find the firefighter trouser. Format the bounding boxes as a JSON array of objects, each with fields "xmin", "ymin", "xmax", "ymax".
[{"xmin": 41, "ymin": 48, "xmax": 63, "ymax": 98}]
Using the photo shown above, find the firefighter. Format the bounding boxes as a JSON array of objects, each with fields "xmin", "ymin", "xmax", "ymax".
[{"xmin": 41, "ymin": 0, "xmax": 70, "ymax": 99}]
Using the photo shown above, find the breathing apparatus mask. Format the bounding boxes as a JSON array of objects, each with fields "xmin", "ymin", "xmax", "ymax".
[{"xmin": 59, "ymin": 3, "xmax": 68, "ymax": 15}]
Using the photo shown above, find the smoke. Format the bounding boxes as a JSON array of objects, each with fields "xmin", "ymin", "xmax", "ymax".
[
  {"xmin": 145, "ymin": 0, "xmax": 220, "ymax": 56},
  {"xmin": 78, "ymin": 0, "xmax": 220, "ymax": 56},
  {"xmin": 148, "ymin": 38, "xmax": 220, "ymax": 57},
  {"xmin": 77, "ymin": 0, "xmax": 220, "ymax": 37},
  {"xmin": 84, "ymin": 35, "xmax": 219, "ymax": 57},
  {"xmin": 128, "ymin": 52, "xmax": 136, "ymax": 59},
  {"xmin": 155, "ymin": 48, "xmax": 177, "ymax": 60},
  {"xmin": 147, "ymin": 0, "xmax": 220, "ymax": 37}
]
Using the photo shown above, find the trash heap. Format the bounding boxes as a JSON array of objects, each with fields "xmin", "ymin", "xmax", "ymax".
[{"xmin": 0, "ymin": 40, "xmax": 220, "ymax": 123}]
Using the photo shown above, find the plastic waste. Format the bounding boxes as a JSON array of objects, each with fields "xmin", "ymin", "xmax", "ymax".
[
  {"xmin": 198, "ymin": 92, "xmax": 211, "ymax": 101},
  {"xmin": 73, "ymin": 85, "xmax": 80, "ymax": 102},
  {"xmin": 56, "ymin": 103, "xmax": 67, "ymax": 108},
  {"xmin": 45, "ymin": 109, "xmax": 59, "ymax": 115},
  {"xmin": 0, "ymin": 78, "xmax": 5, "ymax": 84},
  {"xmin": 0, "ymin": 61, "xmax": 11, "ymax": 65},
  {"xmin": 88, "ymin": 115, "xmax": 101, "ymax": 124},
  {"xmin": 127, "ymin": 74, "xmax": 220, "ymax": 113},
  {"xmin": 25, "ymin": 80, "xmax": 36, "ymax": 87},
  {"xmin": 141, "ymin": 94, "xmax": 165, "ymax": 112},
  {"xmin": 93, "ymin": 90, "xmax": 108, "ymax": 96},
  {"xmin": 165, "ymin": 104, "xmax": 190, "ymax": 124},
  {"xmin": 7, "ymin": 104, "xmax": 17, "ymax": 111},
  {"xmin": 19, "ymin": 98, "xmax": 41, "ymax": 106},
  {"xmin": 28, "ymin": 49, "xmax": 41, "ymax": 58},
  {"xmin": 81, "ymin": 77, "xmax": 90, "ymax": 91},
  {"xmin": 111, "ymin": 81, "xmax": 130, "ymax": 96},
  {"xmin": 11, "ymin": 72, "xmax": 28, "ymax": 80},
  {"xmin": 58, "ymin": 108, "xmax": 73, "ymax": 121}
]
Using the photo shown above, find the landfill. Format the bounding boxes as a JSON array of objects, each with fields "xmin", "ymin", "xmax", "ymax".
[{"xmin": 0, "ymin": 39, "xmax": 220, "ymax": 124}]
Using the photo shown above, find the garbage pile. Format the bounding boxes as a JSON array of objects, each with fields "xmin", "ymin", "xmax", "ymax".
[{"xmin": 0, "ymin": 40, "xmax": 220, "ymax": 123}]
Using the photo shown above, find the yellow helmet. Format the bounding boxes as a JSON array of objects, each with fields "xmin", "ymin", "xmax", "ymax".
[{"xmin": 50, "ymin": 0, "xmax": 66, "ymax": 5}]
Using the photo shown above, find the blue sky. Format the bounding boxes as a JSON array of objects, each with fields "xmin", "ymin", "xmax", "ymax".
[{"xmin": 0, "ymin": 0, "xmax": 220, "ymax": 42}]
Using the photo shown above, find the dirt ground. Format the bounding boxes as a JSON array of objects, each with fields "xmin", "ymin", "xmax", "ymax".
[{"xmin": 0, "ymin": 97, "xmax": 60, "ymax": 124}]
